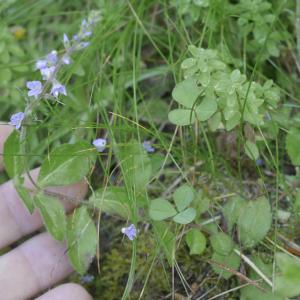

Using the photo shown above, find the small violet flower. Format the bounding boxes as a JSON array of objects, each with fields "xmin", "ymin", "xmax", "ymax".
[
  {"xmin": 45, "ymin": 50, "xmax": 58, "ymax": 65},
  {"xmin": 93, "ymin": 138, "xmax": 106, "ymax": 152},
  {"xmin": 9, "ymin": 112, "xmax": 25, "ymax": 130},
  {"xmin": 51, "ymin": 82, "xmax": 67, "ymax": 97},
  {"xmin": 78, "ymin": 42, "xmax": 90, "ymax": 49},
  {"xmin": 143, "ymin": 140, "xmax": 155, "ymax": 153},
  {"xmin": 40, "ymin": 66, "xmax": 55, "ymax": 80},
  {"xmin": 62, "ymin": 54, "xmax": 71, "ymax": 65},
  {"xmin": 26, "ymin": 81, "xmax": 43, "ymax": 99},
  {"xmin": 63, "ymin": 33, "xmax": 69, "ymax": 44},
  {"xmin": 121, "ymin": 224, "xmax": 137, "ymax": 241},
  {"xmin": 35, "ymin": 59, "xmax": 47, "ymax": 70}
]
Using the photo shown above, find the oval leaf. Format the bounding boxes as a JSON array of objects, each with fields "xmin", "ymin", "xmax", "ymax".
[
  {"xmin": 173, "ymin": 184, "xmax": 195, "ymax": 212},
  {"xmin": 35, "ymin": 194, "xmax": 66, "ymax": 241},
  {"xmin": 173, "ymin": 207, "xmax": 196, "ymax": 224},
  {"xmin": 186, "ymin": 229, "xmax": 206, "ymax": 255},
  {"xmin": 210, "ymin": 232, "xmax": 234, "ymax": 255},
  {"xmin": 38, "ymin": 141, "xmax": 96, "ymax": 187},
  {"xmin": 168, "ymin": 109, "xmax": 196, "ymax": 126},
  {"xmin": 67, "ymin": 207, "xmax": 97, "ymax": 275},
  {"xmin": 237, "ymin": 196, "xmax": 272, "ymax": 248},
  {"xmin": 195, "ymin": 97, "xmax": 218, "ymax": 121},
  {"xmin": 172, "ymin": 78, "xmax": 201, "ymax": 108},
  {"xmin": 149, "ymin": 198, "xmax": 177, "ymax": 221}
]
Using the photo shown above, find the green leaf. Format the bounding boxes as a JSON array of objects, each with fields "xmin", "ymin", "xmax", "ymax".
[
  {"xmin": 208, "ymin": 112, "xmax": 222, "ymax": 131},
  {"xmin": 116, "ymin": 141, "xmax": 152, "ymax": 191},
  {"xmin": 15, "ymin": 183, "xmax": 35, "ymax": 213},
  {"xmin": 173, "ymin": 184, "xmax": 195, "ymax": 212},
  {"xmin": 35, "ymin": 193, "xmax": 66, "ymax": 241},
  {"xmin": 195, "ymin": 97, "xmax": 218, "ymax": 121},
  {"xmin": 186, "ymin": 229, "xmax": 206, "ymax": 255},
  {"xmin": 286, "ymin": 129, "xmax": 300, "ymax": 166},
  {"xmin": 210, "ymin": 232, "xmax": 234, "ymax": 255},
  {"xmin": 38, "ymin": 141, "xmax": 96, "ymax": 187},
  {"xmin": 89, "ymin": 187, "xmax": 130, "ymax": 219},
  {"xmin": 211, "ymin": 251, "xmax": 240, "ymax": 279},
  {"xmin": 3, "ymin": 130, "xmax": 25, "ymax": 178},
  {"xmin": 168, "ymin": 109, "xmax": 196, "ymax": 126},
  {"xmin": 173, "ymin": 207, "xmax": 196, "ymax": 224},
  {"xmin": 237, "ymin": 197, "xmax": 272, "ymax": 248},
  {"xmin": 275, "ymin": 253, "xmax": 300, "ymax": 298},
  {"xmin": 67, "ymin": 207, "xmax": 97, "ymax": 275},
  {"xmin": 3, "ymin": 131, "xmax": 34, "ymax": 213},
  {"xmin": 222, "ymin": 196, "xmax": 246, "ymax": 232},
  {"xmin": 149, "ymin": 198, "xmax": 177, "ymax": 221},
  {"xmin": 172, "ymin": 78, "xmax": 201, "ymax": 108},
  {"xmin": 245, "ymin": 140, "xmax": 259, "ymax": 160}
]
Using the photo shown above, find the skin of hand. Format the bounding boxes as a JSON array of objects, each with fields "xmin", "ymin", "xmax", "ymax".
[{"xmin": 0, "ymin": 124, "xmax": 93, "ymax": 300}]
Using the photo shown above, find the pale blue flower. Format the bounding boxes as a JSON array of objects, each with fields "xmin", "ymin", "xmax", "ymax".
[
  {"xmin": 45, "ymin": 50, "xmax": 58, "ymax": 65},
  {"xmin": 9, "ymin": 112, "xmax": 25, "ymax": 130},
  {"xmin": 26, "ymin": 81, "xmax": 43, "ymax": 99},
  {"xmin": 35, "ymin": 59, "xmax": 48, "ymax": 70},
  {"xmin": 63, "ymin": 33, "xmax": 69, "ymax": 44},
  {"xmin": 51, "ymin": 81, "xmax": 67, "ymax": 97},
  {"xmin": 40, "ymin": 66, "xmax": 55, "ymax": 80},
  {"xmin": 121, "ymin": 224, "xmax": 137, "ymax": 241},
  {"xmin": 72, "ymin": 34, "xmax": 79, "ymax": 41},
  {"xmin": 93, "ymin": 138, "xmax": 106, "ymax": 152},
  {"xmin": 78, "ymin": 42, "xmax": 90, "ymax": 49},
  {"xmin": 62, "ymin": 55, "xmax": 71, "ymax": 65},
  {"xmin": 143, "ymin": 140, "xmax": 155, "ymax": 153}
]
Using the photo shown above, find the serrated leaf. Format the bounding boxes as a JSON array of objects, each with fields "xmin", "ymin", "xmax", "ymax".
[
  {"xmin": 211, "ymin": 251, "xmax": 240, "ymax": 279},
  {"xmin": 237, "ymin": 197, "xmax": 272, "ymax": 248},
  {"xmin": 173, "ymin": 184, "xmax": 195, "ymax": 212},
  {"xmin": 245, "ymin": 140, "xmax": 259, "ymax": 160},
  {"xmin": 35, "ymin": 194, "xmax": 66, "ymax": 241},
  {"xmin": 173, "ymin": 207, "xmax": 196, "ymax": 224},
  {"xmin": 286, "ymin": 129, "xmax": 300, "ymax": 166},
  {"xmin": 38, "ymin": 141, "xmax": 96, "ymax": 187},
  {"xmin": 186, "ymin": 229, "xmax": 206, "ymax": 255},
  {"xmin": 172, "ymin": 78, "xmax": 201, "ymax": 108},
  {"xmin": 89, "ymin": 187, "xmax": 130, "ymax": 219},
  {"xmin": 67, "ymin": 207, "xmax": 97, "ymax": 275},
  {"xmin": 168, "ymin": 109, "xmax": 196, "ymax": 126},
  {"xmin": 210, "ymin": 232, "xmax": 234, "ymax": 255},
  {"xmin": 195, "ymin": 97, "xmax": 218, "ymax": 121},
  {"xmin": 149, "ymin": 198, "xmax": 177, "ymax": 221}
]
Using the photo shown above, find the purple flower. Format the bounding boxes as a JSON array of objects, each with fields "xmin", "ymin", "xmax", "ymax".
[
  {"xmin": 35, "ymin": 59, "xmax": 47, "ymax": 70},
  {"xmin": 45, "ymin": 50, "xmax": 58, "ymax": 65},
  {"xmin": 121, "ymin": 224, "xmax": 137, "ymax": 241},
  {"xmin": 9, "ymin": 112, "xmax": 25, "ymax": 130},
  {"xmin": 62, "ymin": 54, "xmax": 71, "ymax": 65},
  {"xmin": 143, "ymin": 141, "xmax": 155, "ymax": 153},
  {"xmin": 80, "ymin": 274, "xmax": 94, "ymax": 283},
  {"xmin": 26, "ymin": 81, "xmax": 43, "ymax": 99},
  {"xmin": 40, "ymin": 66, "xmax": 55, "ymax": 80},
  {"xmin": 72, "ymin": 34, "xmax": 79, "ymax": 41},
  {"xmin": 63, "ymin": 33, "xmax": 69, "ymax": 44},
  {"xmin": 92, "ymin": 138, "xmax": 106, "ymax": 152},
  {"xmin": 51, "ymin": 81, "xmax": 67, "ymax": 97},
  {"xmin": 78, "ymin": 42, "xmax": 90, "ymax": 49}
]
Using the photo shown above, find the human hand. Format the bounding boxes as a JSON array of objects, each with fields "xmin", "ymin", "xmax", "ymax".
[{"xmin": 0, "ymin": 124, "xmax": 93, "ymax": 300}]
